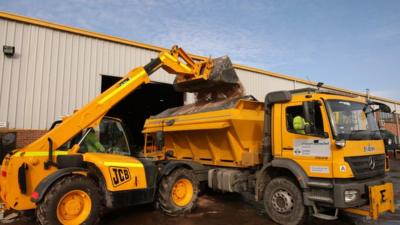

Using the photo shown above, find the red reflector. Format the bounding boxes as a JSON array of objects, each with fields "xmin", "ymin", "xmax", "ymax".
[
  {"xmin": 1, "ymin": 171, "xmax": 6, "ymax": 177},
  {"xmin": 31, "ymin": 191, "xmax": 39, "ymax": 200}
]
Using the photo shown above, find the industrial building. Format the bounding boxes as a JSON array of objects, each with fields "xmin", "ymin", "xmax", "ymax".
[{"xmin": 0, "ymin": 11, "xmax": 399, "ymax": 148}]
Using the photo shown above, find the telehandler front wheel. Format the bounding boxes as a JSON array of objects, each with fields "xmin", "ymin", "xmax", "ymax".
[
  {"xmin": 36, "ymin": 176, "xmax": 103, "ymax": 225},
  {"xmin": 158, "ymin": 168, "xmax": 199, "ymax": 215},
  {"xmin": 263, "ymin": 177, "xmax": 306, "ymax": 225}
]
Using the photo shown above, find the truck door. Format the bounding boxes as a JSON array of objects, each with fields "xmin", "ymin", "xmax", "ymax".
[{"xmin": 281, "ymin": 100, "xmax": 333, "ymax": 178}]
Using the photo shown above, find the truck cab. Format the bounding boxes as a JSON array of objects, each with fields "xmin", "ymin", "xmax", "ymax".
[
  {"xmin": 278, "ymin": 91, "xmax": 386, "ymax": 179},
  {"xmin": 267, "ymin": 89, "xmax": 394, "ymax": 219}
]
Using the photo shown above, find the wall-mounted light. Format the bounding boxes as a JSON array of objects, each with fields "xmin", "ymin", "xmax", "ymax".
[
  {"xmin": 0, "ymin": 121, "xmax": 8, "ymax": 128},
  {"xmin": 3, "ymin": 45, "xmax": 15, "ymax": 57}
]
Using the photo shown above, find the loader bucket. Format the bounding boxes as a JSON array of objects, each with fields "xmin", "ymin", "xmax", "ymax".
[{"xmin": 173, "ymin": 56, "xmax": 239, "ymax": 93}]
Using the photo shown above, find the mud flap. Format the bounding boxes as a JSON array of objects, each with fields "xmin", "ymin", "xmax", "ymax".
[
  {"xmin": 344, "ymin": 182, "xmax": 395, "ymax": 220},
  {"xmin": 18, "ymin": 163, "xmax": 28, "ymax": 194}
]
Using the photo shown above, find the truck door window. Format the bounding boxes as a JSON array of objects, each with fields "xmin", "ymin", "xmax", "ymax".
[{"xmin": 286, "ymin": 104, "xmax": 324, "ymax": 136}]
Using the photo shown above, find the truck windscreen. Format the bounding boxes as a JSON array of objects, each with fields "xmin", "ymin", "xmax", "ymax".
[{"xmin": 326, "ymin": 100, "xmax": 381, "ymax": 140}]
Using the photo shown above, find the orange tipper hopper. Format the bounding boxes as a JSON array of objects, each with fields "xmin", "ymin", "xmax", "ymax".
[{"xmin": 173, "ymin": 56, "xmax": 239, "ymax": 93}]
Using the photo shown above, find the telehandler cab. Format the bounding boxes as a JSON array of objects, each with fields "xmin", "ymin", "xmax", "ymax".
[{"xmin": 0, "ymin": 46, "xmax": 239, "ymax": 225}]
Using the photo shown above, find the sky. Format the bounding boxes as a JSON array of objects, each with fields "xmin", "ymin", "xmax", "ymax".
[{"xmin": 1, "ymin": 0, "xmax": 399, "ymax": 100}]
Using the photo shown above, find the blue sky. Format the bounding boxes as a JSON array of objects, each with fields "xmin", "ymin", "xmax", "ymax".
[{"xmin": 1, "ymin": 0, "xmax": 399, "ymax": 100}]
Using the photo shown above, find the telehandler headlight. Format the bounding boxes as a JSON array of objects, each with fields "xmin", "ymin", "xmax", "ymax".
[{"xmin": 344, "ymin": 190, "xmax": 358, "ymax": 203}]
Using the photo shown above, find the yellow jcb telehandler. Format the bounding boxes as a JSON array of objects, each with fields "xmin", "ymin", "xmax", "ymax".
[{"xmin": 0, "ymin": 45, "xmax": 239, "ymax": 225}]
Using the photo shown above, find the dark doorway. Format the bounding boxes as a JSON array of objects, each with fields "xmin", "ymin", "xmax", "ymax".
[{"xmin": 101, "ymin": 75, "xmax": 184, "ymax": 152}]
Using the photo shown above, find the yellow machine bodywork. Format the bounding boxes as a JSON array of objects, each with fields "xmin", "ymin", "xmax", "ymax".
[
  {"xmin": 0, "ymin": 45, "xmax": 235, "ymax": 215},
  {"xmin": 144, "ymin": 99, "xmax": 264, "ymax": 167},
  {"xmin": 143, "ymin": 94, "xmax": 384, "ymax": 178},
  {"xmin": 82, "ymin": 153, "xmax": 148, "ymax": 191},
  {"xmin": 143, "ymin": 91, "xmax": 395, "ymax": 221},
  {"xmin": 0, "ymin": 152, "xmax": 147, "ymax": 211}
]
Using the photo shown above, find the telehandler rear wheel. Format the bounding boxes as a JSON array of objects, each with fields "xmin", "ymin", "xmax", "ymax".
[
  {"xmin": 36, "ymin": 176, "xmax": 103, "ymax": 225},
  {"xmin": 158, "ymin": 168, "xmax": 199, "ymax": 215},
  {"xmin": 263, "ymin": 177, "xmax": 306, "ymax": 225}
]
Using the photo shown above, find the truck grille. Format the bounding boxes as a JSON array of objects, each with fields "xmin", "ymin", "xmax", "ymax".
[{"xmin": 344, "ymin": 154, "xmax": 385, "ymax": 180}]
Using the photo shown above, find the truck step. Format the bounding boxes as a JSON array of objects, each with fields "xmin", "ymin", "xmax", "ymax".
[{"xmin": 312, "ymin": 206, "xmax": 338, "ymax": 220}]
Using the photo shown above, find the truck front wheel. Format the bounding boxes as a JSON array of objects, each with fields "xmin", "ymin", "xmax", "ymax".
[
  {"xmin": 158, "ymin": 168, "xmax": 199, "ymax": 215},
  {"xmin": 36, "ymin": 176, "xmax": 103, "ymax": 225},
  {"xmin": 263, "ymin": 177, "xmax": 306, "ymax": 225}
]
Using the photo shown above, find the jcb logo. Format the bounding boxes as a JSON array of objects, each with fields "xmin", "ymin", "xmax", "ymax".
[{"xmin": 109, "ymin": 167, "xmax": 131, "ymax": 187}]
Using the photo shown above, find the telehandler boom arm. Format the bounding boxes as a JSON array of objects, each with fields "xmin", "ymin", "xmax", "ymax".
[{"xmin": 17, "ymin": 46, "xmax": 236, "ymax": 163}]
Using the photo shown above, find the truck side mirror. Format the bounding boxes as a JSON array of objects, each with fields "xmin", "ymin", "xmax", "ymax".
[
  {"xmin": 304, "ymin": 123, "xmax": 312, "ymax": 134},
  {"xmin": 379, "ymin": 104, "xmax": 391, "ymax": 113},
  {"xmin": 303, "ymin": 101, "xmax": 312, "ymax": 123},
  {"xmin": 303, "ymin": 101, "xmax": 317, "ymax": 123},
  {"xmin": 155, "ymin": 131, "xmax": 165, "ymax": 150}
]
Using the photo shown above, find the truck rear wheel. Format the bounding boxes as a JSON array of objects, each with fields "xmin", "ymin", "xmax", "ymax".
[
  {"xmin": 158, "ymin": 168, "xmax": 199, "ymax": 215},
  {"xmin": 263, "ymin": 177, "xmax": 306, "ymax": 225},
  {"xmin": 36, "ymin": 176, "xmax": 103, "ymax": 225}
]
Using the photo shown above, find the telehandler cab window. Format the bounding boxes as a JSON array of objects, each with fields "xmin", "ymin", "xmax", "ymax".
[
  {"xmin": 286, "ymin": 104, "xmax": 324, "ymax": 136},
  {"xmin": 78, "ymin": 119, "xmax": 131, "ymax": 156},
  {"xmin": 80, "ymin": 128, "xmax": 106, "ymax": 153},
  {"xmin": 99, "ymin": 119, "xmax": 131, "ymax": 156}
]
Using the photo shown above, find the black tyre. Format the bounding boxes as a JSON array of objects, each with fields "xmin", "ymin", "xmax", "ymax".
[
  {"xmin": 263, "ymin": 177, "xmax": 306, "ymax": 225},
  {"xmin": 158, "ymin": 168, "xmax": 199, "ymax": 215},
  {"xmin": 36, "ymin": 176, "xmax": 103, "ymax": 225}
]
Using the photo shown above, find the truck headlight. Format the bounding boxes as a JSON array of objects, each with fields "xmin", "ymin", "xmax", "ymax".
[{"xmin": 344, "ymin": 190, "xmax": 359, "ymax": 203}]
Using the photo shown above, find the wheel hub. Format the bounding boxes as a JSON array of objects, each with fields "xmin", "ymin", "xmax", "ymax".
[
  {"xmin": 171, "ymin": 178, "xmax": 194, "ymax": 207},
  {"xmin": 64, "ymin": 198, "xmax": 82, "ymax": 216},
  {"xmin": 57, "ymin": 190, "xmax": 92, "ymax": 225},
  {"xmin": 271, "ymin": 189, "xmax": 294, "ymax": 213}
]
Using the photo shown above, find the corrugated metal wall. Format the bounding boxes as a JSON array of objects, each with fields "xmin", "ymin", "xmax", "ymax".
[
  {"xmin": 1, "ymin": 17, "xmax": 399, "ymax": 130},
  {"xmin": 0, "ymin": 18, "xmax": 175, "ymax": 130}
]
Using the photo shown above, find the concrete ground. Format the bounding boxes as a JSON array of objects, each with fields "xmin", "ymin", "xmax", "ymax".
[{"xmin": 8, "ymin": 160, "xmax": 400, "ymax": 225}]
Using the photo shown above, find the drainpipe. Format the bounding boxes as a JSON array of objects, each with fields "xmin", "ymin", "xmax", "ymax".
[{"xmin": 395, "ymin": 113, "xmax": 400, "ymax": 145}]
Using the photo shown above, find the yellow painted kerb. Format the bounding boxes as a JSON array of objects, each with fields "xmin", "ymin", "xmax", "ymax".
[{"xmin": 0, "ymin": 11, "xmax": 399, "ymax": 105}]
